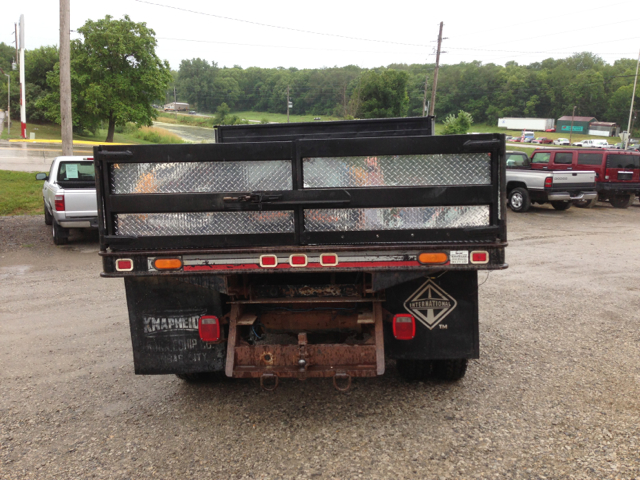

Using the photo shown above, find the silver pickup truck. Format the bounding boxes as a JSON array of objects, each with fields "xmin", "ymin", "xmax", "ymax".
[
  {"xmin": 35, "ymin": 156, "xmax": 98, "ymax": 244},
  {"xmin": 506, "ymin": 151, "xmax": 597, "ymax": 212}
]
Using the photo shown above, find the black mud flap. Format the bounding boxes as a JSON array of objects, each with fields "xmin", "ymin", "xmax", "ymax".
[
  {"xmin": 124, "ymin": 277, "xmax": 226, "ymax": 375},
  {"xmin": 383, "ymin": 271, "xmax": 478, "ymax": 360}
]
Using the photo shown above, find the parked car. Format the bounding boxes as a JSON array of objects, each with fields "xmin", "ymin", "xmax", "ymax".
[
  {"xmin": 511, "ymin": 137, "xmax": 522, "ymax": 143},
  {"xmin": 188, "ymin": 110, "xmax": 197, "ymax": 115},
  {"xmin": 530, "ymin": 148, "xmax": 640, "ymax": 208},
  {"xmin": 35, "ymin": 156, "xmax": 98, "ymax": 244},
  {"xmin": 523, "ymin": 137, "xmax": 534, "ymax": 143},
  {"xmin": 545, "ymin": 128, "xmax": 556, "ymax": 132},
  {"xmin": 553, "ymin": 138, "xmax": 570, "ymax": 146},
  {"xmin": 572, "ymin": 139, "xmax": 609, "ymax": 148},
  {"xmin": 532, "ymin": 137, "xmax": 553, "ymax": 144},
  {"xmin": 505, "ymin": 151, "xmax": 597, "ymax": 212}
]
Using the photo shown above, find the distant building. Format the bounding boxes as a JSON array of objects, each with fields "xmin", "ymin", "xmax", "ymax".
[
  {"xmin": 164, "ymin": 102, "xmax": 189, "ymax": 112},
  {"xmin": 588, "ymin": 122, "xmax": 619, "ymax": 137},
  {"xmin": 556, "ymin": 116, "xmax": 597, "ymax": 134}
]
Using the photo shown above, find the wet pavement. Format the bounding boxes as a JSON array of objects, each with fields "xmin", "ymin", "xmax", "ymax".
[
  {"xmin": 0, "ymin": 141, "xmax": 94, "ymax": 173},
  {"xmin": 0, "ymin": 123, "xmax": 216, "ymax": 172}
]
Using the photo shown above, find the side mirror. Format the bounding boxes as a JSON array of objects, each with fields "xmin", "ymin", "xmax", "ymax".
[{"xmin": 35, "ymin": 173, "xmax": 48, "ymax": 181}]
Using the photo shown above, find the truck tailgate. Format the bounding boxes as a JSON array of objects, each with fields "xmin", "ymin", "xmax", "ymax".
[
  {"xmin": 62, "ymin": 189, "xmax": 98, "ymax": 217},
  {"xmin": 551, "ymin": 170, "xmax": 596, "ymax": 186}
]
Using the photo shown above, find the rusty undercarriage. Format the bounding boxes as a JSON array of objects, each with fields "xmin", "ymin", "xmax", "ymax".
[{"xmin": 224, "ymin": 290, "xmax": 386, "ymax": 390}]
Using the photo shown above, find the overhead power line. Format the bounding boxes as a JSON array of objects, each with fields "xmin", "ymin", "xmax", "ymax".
[
  {"xmin": 158, "ymin": 37, "xmax": 427, "ymax": 55},
  {"xmin": 134, "ymin": 0, "xmax": 430, "ymax": 48}
]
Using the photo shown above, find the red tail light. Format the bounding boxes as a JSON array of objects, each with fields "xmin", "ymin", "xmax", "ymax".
[
  {"xmin": 544, "ymin": 177, "xmax": 553, "ymax": 188},
  {"xmin": 320, "ymin": 253, "xmax": 338, "ymax": 266},
  {"xmin": 54, "ymin": 194, "xmax": 65, "ymax": 211},
  {"xmin": 199, "ymin": 316, "xmax": 220, "ymax": 342},
  {"xmin": 393, "ymin": 314, "xmax": 416, "ymax": 340},
  {"xmin": 259, "ymin": 255, "xmax": 278, "ymax": 268},
  {"xmin": 115, "ymin": 258, "xmax": 134, "ymax": 271},
  {"xmin": 470, "ymin": 251, "xmax": 489, "ymax": 264},
  {"xmin": 289, "ymin": 254, "xmax": 308, "ymax": 267}
]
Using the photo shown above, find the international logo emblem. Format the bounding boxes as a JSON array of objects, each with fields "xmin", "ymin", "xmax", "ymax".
[{"xmin": 403, "ymin": 280, "xmax": 457, "ymax": 330}]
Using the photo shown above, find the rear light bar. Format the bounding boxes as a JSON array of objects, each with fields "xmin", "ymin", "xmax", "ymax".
[
  {"xmin": 54, "ymin": 194, "xmax": 65, "ymax": 212},
  {"xmin": 154, "ymin": 258, "xmax": 183, "ymax": 270},
  {"xmin": 115, "ymin": 258, "xmax": 134, "ymax": 272},
  {"xmin": 544, "ymin": 177, "xmax": 553, "ymax": 188},
  {"xmin": 393, "ymin": 314, "xmax": 416, "ymax": 340},
  {"xmin": 470, "ymin": 251, "xmax": 489, "ymax": 264},
  {"xmin": 199, "ymin": 316, "xmax": 220, "ymax": 342}
]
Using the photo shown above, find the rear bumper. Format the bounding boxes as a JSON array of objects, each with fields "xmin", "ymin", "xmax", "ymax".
[
  {"xmin": 547, "ymin": 191, "xmax": 598, "ymax": 201},
  {"xmin": 58, "ymin": 217, "xmax": 99, "ymax": 229},
  {"xmin": 597, "ymin": 183, "xmax": 640, "ymax": 194}
]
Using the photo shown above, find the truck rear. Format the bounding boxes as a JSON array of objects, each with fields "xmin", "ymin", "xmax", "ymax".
[{"xmin": 95, "ymin": 118, "xmax": 507, "ymax": 389}]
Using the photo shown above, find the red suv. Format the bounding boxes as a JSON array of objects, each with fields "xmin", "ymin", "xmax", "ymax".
[{"xmin": 529, "ymin": 149, "xmax": 640, "ymax": 208}]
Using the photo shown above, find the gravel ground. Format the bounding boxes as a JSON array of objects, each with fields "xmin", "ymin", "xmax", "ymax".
[{"xmin": 1, "ymin": 203, "xmax": 639, "ymax": 479}]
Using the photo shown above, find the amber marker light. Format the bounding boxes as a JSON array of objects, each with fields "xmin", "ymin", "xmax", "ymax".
[
  {"xmin": 418, "ymin": 252, "xmax": 448, "ymax": 264},
  {"xmin": 154, "ymin": 258, "xmax": 183, "ymax": 270}
]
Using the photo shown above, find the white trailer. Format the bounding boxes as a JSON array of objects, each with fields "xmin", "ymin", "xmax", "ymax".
[
  {"xmin": 498, "ymin": 118, "xmax": 555, "ymax": 131},
  {"xmin": 164, "ymin": 102, "xmax": 190, "ymax": 112}
]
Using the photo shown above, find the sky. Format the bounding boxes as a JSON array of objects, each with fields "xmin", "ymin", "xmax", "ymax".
[{"xmin": 3, "ymin": 0, "xmax": 640, "ymax": 70}]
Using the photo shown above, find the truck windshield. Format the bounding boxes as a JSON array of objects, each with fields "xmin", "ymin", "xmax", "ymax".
[
  {"xmin": 531, "ymin": 152, "xmax": 550, "ymax": 164},
  {"xmin": 57, "ymin": 161, "xmax": 95, "ymax": 182},
  {"xmin": 506, "ymin": 153, "xmax": 529, "ymax": 167}
]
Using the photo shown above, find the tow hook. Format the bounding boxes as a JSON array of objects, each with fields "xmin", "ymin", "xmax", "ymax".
[
  {"xmin": 260, "ymin": 373, "xmax": 279, "ymax": 392},
  {"xmin": 333, "ymin": 373, "xmax": 352, "ymax": 392}
]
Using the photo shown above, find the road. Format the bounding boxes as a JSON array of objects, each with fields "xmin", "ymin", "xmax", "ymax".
[
  {"xmin": 153, "ymin": 121, "xmax": 217, "ymax": 143},
  {"xmin": 0, "ymin": 141, "xmax": 93, "ymax": 172},
  {"xmin": 1, "ymin": 204, "xmax": 639, "ymax": 479}
]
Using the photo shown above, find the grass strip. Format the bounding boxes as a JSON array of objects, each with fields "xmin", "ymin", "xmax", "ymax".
[{"xmin": 0, "ymin": 170, "xmax": 47, "ymax": 216}]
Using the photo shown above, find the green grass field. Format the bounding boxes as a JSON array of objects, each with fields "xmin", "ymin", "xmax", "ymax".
[
  {"xmin": 232, "ymin": 111, "xmax": 343, "ymax": 123},
  {"xmin": 0, "ymin": 170, "xmax": 47, "ymax": 216},
  {"xmin": 0, "ymin": 122, "xmax": 157, "ymax": 144}
]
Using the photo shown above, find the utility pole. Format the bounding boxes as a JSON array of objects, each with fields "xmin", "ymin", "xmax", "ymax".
[
  {"xmin": 422, "ymin": 71, "xmax": 429, "ymax": 117},
  {"xmin": 19, "ymin": 15, "xmax": 26, "ymax": 139},
  {"xmin": 429, "ymin": 22, "xmax": 444, "ymax": 117},
  {"xmin": 569, "ymin": 105, "xmax": 577, "ymax": 146},
  {"xmin": 343, "ymin": 84, "xmax": 347, "ymax": 117},
  {"xmin": 287, "ymin": 86, "xmax": 290, "ymax": 123},
  {"xmin": 625, "ymin": 49, "xmax": 640, "ymax": 150},
  {"xmin": 1, "ymin": 68, "xmax": 9, "ymax": 136},
  {"xmin": 173, "ymin": 85, "xmax": 177, "ymax": 117},
  {"xmin": 60, "ymin": 0, "xmax": 73, "ymax": 156}
]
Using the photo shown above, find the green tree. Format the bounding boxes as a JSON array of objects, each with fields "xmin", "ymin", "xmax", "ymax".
[
  {"xmin": 353, "ymin": 69, "xmax": 409, "ymax": 118},
  {"xmin": 40, "ymin": 15, "xmax": 171, "ymax": 141},
  {"xmin": 442, "ymin": 110, "xmax": 473, "ymax": 134}
]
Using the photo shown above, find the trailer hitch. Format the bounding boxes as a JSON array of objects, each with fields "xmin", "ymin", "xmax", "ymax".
[
  {"xmin": 260, "ymin": 373, "xmax": 279, "ymax": 392},
  {"xmin": 333, "ymin": 373, "xmax": 352, "ymax": 392}
]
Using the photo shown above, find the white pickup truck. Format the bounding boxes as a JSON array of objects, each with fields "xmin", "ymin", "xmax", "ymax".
[
  {"xmin": 35, "ymin": 156, "xmax": 98, "ymax": 244},
  {"xmin": 505, "ymin": 151, "xmax": 597, "ymax": 212}
]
